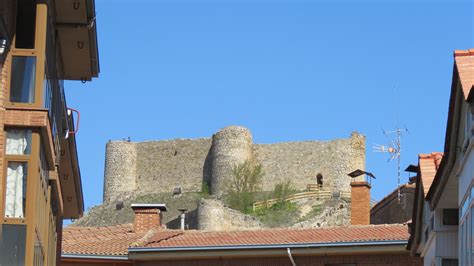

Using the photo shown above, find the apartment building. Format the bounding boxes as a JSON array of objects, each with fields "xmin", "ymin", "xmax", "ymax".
[
  {"xmin": 408, "ymin": 49, "xmax": 474, "ymax": 265},
  {"xmin": 0, "ymin": 0, "xmax": 99, "ymax": 265}
]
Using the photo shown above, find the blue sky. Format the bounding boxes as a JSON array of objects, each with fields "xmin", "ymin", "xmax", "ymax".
[{"xmin": 65, "ymin": 0, "xmax": 473, "ymax": 212}]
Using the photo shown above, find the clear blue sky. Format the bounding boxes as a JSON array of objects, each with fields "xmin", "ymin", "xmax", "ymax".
[{"xmin": 65, "ymin": 0, "xmax": 473, "ymax": 212}]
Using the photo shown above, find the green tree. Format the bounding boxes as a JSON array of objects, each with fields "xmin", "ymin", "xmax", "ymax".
[
  {"xmin": 272, "ymin": 180, "xmax": 295, "ymax": 207},
  {"xmin": 225, "ymin": 160, "xmax": 264, "ymax": 213}
]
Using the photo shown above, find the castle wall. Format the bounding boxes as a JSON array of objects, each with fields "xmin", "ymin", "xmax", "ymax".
[
  {"xmin": 254, "ymin": 133, "xmax": 365, "ymax": 193},
  {"xmin": 103, "ymin": 141, "xmax": 137, "ymax": 203},
  {"xmin": 135, "ymin": 138, "xmax": 212, "ymax": 195},
  {"xmin": 102, "ymin": 127, "xmax": 366, "ymax": 203},
  {"xmin": 209, "ymin": 126, "xmax": 254, "ymax": 196}
]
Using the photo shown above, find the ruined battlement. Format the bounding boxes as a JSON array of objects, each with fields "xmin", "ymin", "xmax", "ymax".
[{"xmin": 103, "ymin": 126, "xmax": 366, "ymax": 204}]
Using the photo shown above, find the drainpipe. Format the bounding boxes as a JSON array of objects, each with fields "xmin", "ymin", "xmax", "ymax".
[{"xmin": 287, "ymin": 248, "xmax": 296, "ymax": 266}]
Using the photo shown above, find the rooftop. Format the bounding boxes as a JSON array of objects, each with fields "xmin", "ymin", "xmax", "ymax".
[
  {"xmin": 454, "ymin": 48, "xmax": 474, "ymax": 100},
  {"xmin": 419, "ymin": 152, "xmax": 443, "ymax": 197},
  {"xmin": 62, "ymin": 223, "xmax": 410, "ymax": 257}
]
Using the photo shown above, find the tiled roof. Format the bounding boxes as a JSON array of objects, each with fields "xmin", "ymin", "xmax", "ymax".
[
  {"xmin": 62, "ymin": 224, "xmax": 142, "ymax": 256},
  {"xmin": 455, "ymin": 49, "xmax": 474, "ymax": 100},
  {"xmin": 143, "ymin": 224, "xmax": 409, "ymax": 248},
  {"xmin": 418, "ymin": 152, "xmax": 443, "ymax": 197},
  {"xmin": 62, "ymin": 224, "xmax": 409, "ymax": 256},
  {"xmin": 370, "ymin": 182, "xmax": 416, "ymax": 213}
]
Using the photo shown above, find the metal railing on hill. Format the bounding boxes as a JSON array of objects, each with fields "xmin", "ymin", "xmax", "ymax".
[{"xmin": 252, "ymin": 184, "xmax": 351, "ymax": 211}]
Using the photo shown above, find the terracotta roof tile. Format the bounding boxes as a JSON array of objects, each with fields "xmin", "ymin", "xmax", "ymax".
[
  {"xmin": 62, "ymin": 224, "xmax": 142, "ymax": 256},
  {"xmin": 418, "ymin": 152, "xmax": 443, "ymax": 197},
  {"xmin": 143, "ymin": 224, "xmax": 409, "ymax": 248},
  {"xmin": 454, "ymin": 49, "xmax": 474, "ymax": 100},
  {"xmin": 62, "ymin": 224, "xmax": 409, "ymax": 256},
  {"xmin": 370, "ymin": 182, "xmax": 416, "ymax": 213}
]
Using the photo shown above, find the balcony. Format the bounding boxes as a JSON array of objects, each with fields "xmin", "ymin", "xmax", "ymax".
[{"xmin": 44, "ymin": 74, "xmax": 84, "ymax": 219}]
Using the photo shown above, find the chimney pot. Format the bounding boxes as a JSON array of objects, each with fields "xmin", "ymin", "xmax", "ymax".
[
  {"xmin": 178, "ymin": 208, "xmax": 187, "ymax": 230},
  {"xmin": 131, "ymin": 204, "xmax": 167, "ymax": 233}
]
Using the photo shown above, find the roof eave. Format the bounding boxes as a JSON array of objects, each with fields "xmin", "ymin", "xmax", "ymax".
[
  {"xmin": 128, "ymin": 240, "xmax": 408, "ymax": 260},
  {"xmin": 55, "ymin": 0, "xmax": 100, "ymax": 81},
  {"xmin": 425, "ymin": 64, "xmax": 459, "ymax": 207},
  {"xmin": 61, "ymin": 253, "xmax": 129, "ymax": 261}
]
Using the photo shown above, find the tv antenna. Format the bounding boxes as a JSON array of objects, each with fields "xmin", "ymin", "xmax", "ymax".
[{"xmin": 373, "ymin": 126, "xmax": 408, "ymax": 203}]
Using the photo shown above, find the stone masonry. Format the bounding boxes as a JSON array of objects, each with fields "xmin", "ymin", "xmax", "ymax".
[
  {"xmin": 103, "ymin": 126, "xmax": 366, "ymax": 204},
  {"xmin": 197, "ymin": 199, "xmax": 262, "ymax": 231}
]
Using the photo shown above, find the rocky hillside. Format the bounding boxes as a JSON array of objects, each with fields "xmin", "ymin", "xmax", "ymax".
[
  {"xmin": 73, "ymin": 192, "xmax": 204, "ymax": 228},
  {"xmin": 73, "ymin": 192, "xmax": 351, "ymax": 230}
]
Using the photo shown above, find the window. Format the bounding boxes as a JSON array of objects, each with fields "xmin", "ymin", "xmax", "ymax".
[
  {"xmin": 465, "ymin": 105, "xmax": 473, "ymax": 141},
  {"xmin": 39, "ymin": 145, "xmax": 49, "ymax": 198},
  {"xmin": 460, "ymin": 184, "xmax": 474, "ymax": 266},
  {"xmin": 5, "ymin": 162, "xmax": 28, "ymax": 218},
  {"xmin": 443, "ymin": 209, "xmax": 459, "ymax": 226},
  {"xmin": 7, "ymin": 2, "xmax": 47, "ymax": 108},
  {"xmin": 15, "ymin": 0, "xmax": 37, "ymax": 49},
  {"xmin": 10, "ymin": 56, "xmax": 36, "ymax": 103},
  {"xmin": 6, "ymin": 129, "xmax": 32, "ymax": 155},
  {"xmin": 0, "ymin": 224, "xmax": 27, "ymax": 266},
  {"xmin": 4, "ymin": 129, "xmax": 33, "ymax": 219},
  {"xmin": 441, "ymin": 258, "xmax": 458, "ymax": 266}
]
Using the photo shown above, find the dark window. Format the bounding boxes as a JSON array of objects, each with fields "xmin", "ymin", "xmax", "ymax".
[
  {"xmin": 15, "ymin": 0, "xmax": 37, "ymax": 49},
  {"xmin": 10, "ymin": 56, "xmax": 36, "ymax": 103},
  {"xmin": 0, "ymin": 224, "xmax": 27, "ymax": 266},
  {"xmin": 317, "ymin": 173, "xmax": 323, "ymax": 187},
  {"xmin": 441, "ymin": 258, "xmax": 458, "ymax": 266},
  {"xmin": 443, "ymin": 209, "xmax": 459, "ymax": 226}
]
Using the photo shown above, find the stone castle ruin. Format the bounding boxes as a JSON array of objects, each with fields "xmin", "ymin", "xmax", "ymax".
[
  {"xmin": 103, "ymin": 126, "xmax": 366, "ymax": 203},
  {"xmin": 75, "ymin": 126, "xmax": 366, "ymax": 230}
]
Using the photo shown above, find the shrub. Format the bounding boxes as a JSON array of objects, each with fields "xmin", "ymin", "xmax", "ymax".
[
  {"xmin": 255, "ymin": 201, "xmax": 300, "ymax": 227},
  {"xmin": 272, "ymin": 180, "xmax": 296, "ymax": 205},
  {"xmin": 225, "ymin": 160, "xmax": 264, "ymax": 214},
  {"xmin": 199, "ymin": 181, "xmax": 211, "ymax": 198},
  {"xmin": 253, "ymin": 180, "xmax": 300, "ymax": 227}
]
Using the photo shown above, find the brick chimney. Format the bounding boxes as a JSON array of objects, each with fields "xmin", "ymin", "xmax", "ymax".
[
  {"xmin": 350, "ymin": 181, "xmax": 371, "ymax": 225},
  {"xmin": 131, "ymin": 204, "xmax": 167, "ymax": 233}
]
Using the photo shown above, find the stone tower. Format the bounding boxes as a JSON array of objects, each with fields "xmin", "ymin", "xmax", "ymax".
[
  {"xmin": 103, "ymin": 141, "xmax": 137, "ymax": 203},
  {"xmin": 209, "ymin": 126, "xmax": 254, "ymax": 197}
]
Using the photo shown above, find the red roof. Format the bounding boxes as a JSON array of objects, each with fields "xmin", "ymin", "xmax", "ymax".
[
  {"xmin": 62, "ymin": 224, "xmax": 409, "ymax": 256},
  {"xmin": 455, "ymin": 49, "xmax": 474, "ymax": 100},
  {"xmin": 418, "ymin": 152, "xmax": 443, "ymax": 197},
  {"xmin": 62, "ymin": 224, "xmax": 143, "ymax": 256},
  {"xmin": 143, "ymin": 224, "xmax": 409, "ymax": 249}
]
